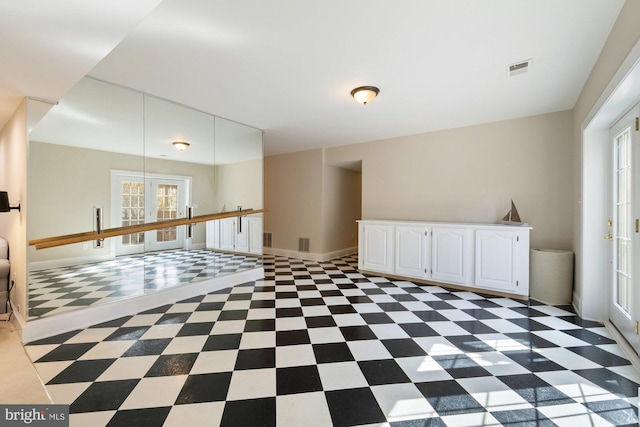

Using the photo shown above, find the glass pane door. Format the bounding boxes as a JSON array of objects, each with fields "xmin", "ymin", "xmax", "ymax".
[
  {"xmin": 609, "ymin": 107, "xmax": 639, "ymax": 352},
  {"xmin": 145, "ymin": 178, "xmax": 185, "ymax": 252}
]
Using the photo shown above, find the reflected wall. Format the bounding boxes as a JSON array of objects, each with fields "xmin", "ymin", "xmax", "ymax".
[{"xmin": 27, "ymin": 77, "xmax": 263, "ymax": 319}]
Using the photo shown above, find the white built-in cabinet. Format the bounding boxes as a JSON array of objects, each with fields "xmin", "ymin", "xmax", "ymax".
[
  {"xmin": 358, "ymin": 220, "xmax": 531, "ymax": 297},
  {"xmin": 206, "ymin": 215, "xmax": 263, "ymax": 255}
]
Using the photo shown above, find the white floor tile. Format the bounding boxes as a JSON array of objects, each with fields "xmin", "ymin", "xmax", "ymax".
[
  {"xmin": 537, "ymin": 403, "xmax": 612, "ymax": 427},
  {"xmin": 190, "ymin": 349, "xmax": 238, "ymax": 374},
  {"xmin": 162, "ymin": 336, "xmax": 208, "ymax": 355},
  {"xmin": 239, "ymin": 331, "xmax": 276, "ymax": 349},
  {"xmin": 276, "ymin": 344, "xmax": 316, "ymax": 368},
  {"xmin": 458, "ymin": 376, "xmax": 532, "ymax": 412},
  {"xmin": 347, "ymin": 340, "xmax": 393, "ymax": 361},
  {"xmin": 164, "ymin": 402, "xmax": 225, "ymax": 427},
  {"xmin": 276, "ymin": 391, "xmax": 333, "ymax": 427},
  {"xmin": 308, "ymin": 327, "xmax": 344, "ymax": 344},
  {"xmin": 226, "ymin": 368, "xmax": 276, "ymax": 400},
  {"xmin": 395, "ymin": 356, "xmax": 452, "ymax": 383},
  {"xmin": 371, "ymin": 383, "xmax": 436, "ymax": 422},
  {"xmin": 318, "ymin": 361, "xmax": 368, "ymax": 391},
  {"xmin": 78, "ymin": 340, "xmax": 137, "ymax": 360},
  {"xmin": 96, "ymin": 355, "xmax": 158, "ymax": 381}
]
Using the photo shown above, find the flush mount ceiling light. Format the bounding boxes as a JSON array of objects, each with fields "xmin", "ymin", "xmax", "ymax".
[
  {"xmin": 172, "ymin": 141, "xmax": 190, "ymax": 151},
  {"xmin": 351, "ymin": 86, "xmax": 380, "ymax": 105}
]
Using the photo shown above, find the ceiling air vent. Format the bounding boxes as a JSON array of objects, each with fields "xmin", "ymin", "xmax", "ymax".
[{"xmin": 507, "ymin": 59, "xmax": 531, "ymax": 78}]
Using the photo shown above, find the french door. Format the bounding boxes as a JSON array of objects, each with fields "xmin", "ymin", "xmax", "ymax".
[
  {"xmin": 609, "ymin": 106, "xmax": 640, "ymax": 351},
  {"xmin": 112, "ymin": 172, "xmax": 189, "ymax": 255}
]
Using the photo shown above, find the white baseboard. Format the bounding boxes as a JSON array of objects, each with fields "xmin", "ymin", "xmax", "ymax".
[
  {"xmin": 29, "ymin": 254, "xmax": 114, "ymax": 271},
  {"xmin": 263, "ymin": 246, "xmax": 357, "ymax": 262},
  {"xmin": 29, "ymin": 244, "xmax": 210, "ymax": 271},
  {"xmin": 21, "ymin": 268, "xmax": 264, "ymax": 343}
]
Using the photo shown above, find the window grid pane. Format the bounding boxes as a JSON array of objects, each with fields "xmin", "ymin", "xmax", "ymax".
[{"xmin": 121, "ymin": 181, "xmax": 145, "ymax": 246}]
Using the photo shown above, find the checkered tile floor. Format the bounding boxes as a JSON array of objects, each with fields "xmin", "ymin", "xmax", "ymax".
[
  {"xmin": 25, "ymin": 255, "xmax": 640, "ymax": 426},
  {"xmin": 28, "ymin": 250, "xmax": 262, "ymax": 319}
]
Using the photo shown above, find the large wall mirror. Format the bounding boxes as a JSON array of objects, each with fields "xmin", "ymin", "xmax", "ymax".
[{"xmin": 27, "ymin": 77, "xmax": 263, "ymax": 320}]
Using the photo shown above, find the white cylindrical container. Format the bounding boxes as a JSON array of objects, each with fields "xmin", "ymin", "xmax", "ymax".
[{"xmin": 530, "ymin": 249, "xmax": 574, "ymax": 305}]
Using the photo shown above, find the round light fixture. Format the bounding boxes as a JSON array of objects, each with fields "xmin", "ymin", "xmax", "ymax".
[
  {"xmin": 351, "ymin": 86, "xmax": 380, "ymax": 105},
  {"xmin": 172, "ymin": 141, "xmax": 190, "ymax": 151}
]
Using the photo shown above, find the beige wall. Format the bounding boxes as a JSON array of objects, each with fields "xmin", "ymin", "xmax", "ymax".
[
  {"xmin": 0, "ymin": 99, "xmax": 28, "ymax": 319},
  {"xmin": 325, "ymin": 110, "xmax": 574, "ymax": 250},
  {"xmin": 216, "ymin": 158, "xmax": 263, "ymax": 212},
  {"xmin": 264, "ymin": 149, "xmax": 324, "ymax": 253},
  {"xmin": 28, "ymin": 142, "xmax": 217, "ymax": 264},
  {"xmin": 322, "ymin": 164, "xmax": 361, "ymax": 253}
]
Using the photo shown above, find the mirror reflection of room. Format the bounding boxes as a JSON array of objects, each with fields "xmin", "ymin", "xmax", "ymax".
[{"xmin": 27, "ymin": 77, "xmax": 263, "ymax": 319}]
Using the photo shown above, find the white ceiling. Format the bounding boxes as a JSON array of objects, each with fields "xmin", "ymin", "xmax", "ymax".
[{"xmin": 0, "ymin": 0, "xmax": 626, "ymax": 156}]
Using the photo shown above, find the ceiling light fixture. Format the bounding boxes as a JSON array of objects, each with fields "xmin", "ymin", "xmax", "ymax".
[
  {"xmin": 351, "ymin": 86, "xmax": 380, "ymax": 105},
  {"xmin": 172, "ymin": 141, "xmax": 190, "ymax": 151}
]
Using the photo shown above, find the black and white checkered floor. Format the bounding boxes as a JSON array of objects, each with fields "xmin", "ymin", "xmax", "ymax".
[
  {"xmin": 28, "ymin": 250, "xmax": 262, "ymax": 319},
  {"xmin": 25, "ymin": 255, "xmax": 640, "ymax": 426}
]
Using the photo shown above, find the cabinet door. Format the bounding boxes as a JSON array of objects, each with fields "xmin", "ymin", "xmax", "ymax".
[
  {"xmin": 431, "ymin": 227, "xmax": 471, "ymax": 285},
  {"xmin": 235, "ymin": 216, "xmax": 250, "ymax": 253},
  {"xmin": 361, "ymin": 224, "xmax": 394, "ymax": 273},
  {"xmin": 395, "ymin": 225, "xmax": 430, "ymax": 278},
  {"xmin": 220, "ymin": 218, "xmax": 236, "ymax": 251},
  {"xmin": 205, "ymin": 220, "xmax": 220, "ymax": 249},
  {"xmin": 475, "ymin": 229, "xmax": 519, "ymax": 293},
  {"xmin": 249, "ymin": 217, "xmax": 263, "ymax": 254}
]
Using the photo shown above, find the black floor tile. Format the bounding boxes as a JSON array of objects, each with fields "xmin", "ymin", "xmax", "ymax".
[
  {"xmin": 106, "ymin": 407, "xmax": 171, "ymax": 427},
  {"xmin": 325, "ymin": 387, "xmax": 386, "ymax": 427},
  {"xmin": 339, "ymin": 325, "xmax": 377, "ymax": 341},
  {"xmin": 498, "ymin": 374, "xmax": 574, "ymax": 406},
  {"xmin": 122, "ymin": 338, "xmax": 172, "ymax": 357},
  {"xmin": 203, "ymin": 334, "xmax": 242, "ymax": 351},
  {"xmin": 48, "ymin": 359, "xmax": 115, "ymax": 384},
  {"xmin": 145, "ymin": 353, "xmax": 198, "ymax": 377},
  {"xmin": 358, "ymin": 359, "xmax": 411, "ymax": 385},
  {"xmin": 313, "ymin": 342, "xmax": 354, "ymax": 363},
  {"xmin": 220, "ymin": 397, "xmax": 276, "ymax": 427},
  {"xmin": 36, "ymin": 343, "xmax": 97, "ymax": 362},
  {"xmin": 382, "ymin": 338, "xmax": 427, "ymax": 357},
  {"xmin": 70, "ymin": 379, "xmax": 139, "ymax": 413},
  {"xmin": 234, "ymin": 348, "xmax": 276, "ymax": 370},
  {"xmin": 174, "ymin": 372, "xmax": 232, "ymax": 404},
  {"xmin": 276, "ymin": 329, "xmax": 310, "ymax": 346},
  {"xmin": 276, "ymin": 365, "xmax": 322, "ymax": 395},
  {"xmin": 415, "ymin": 380, "xmax": 484, "ymax": 416}
]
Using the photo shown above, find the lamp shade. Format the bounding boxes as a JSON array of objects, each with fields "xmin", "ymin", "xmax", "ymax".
[
  {"xmin": 172, "ymin": 141, "xmax": 190, "ymax": 151},
  {"xmin": 351, "ymin": 86, "xmax": 380, "ymax": 105},
  {"xmin": 0, "ymin": 192, "xmax": 9, "ymax": 212}
]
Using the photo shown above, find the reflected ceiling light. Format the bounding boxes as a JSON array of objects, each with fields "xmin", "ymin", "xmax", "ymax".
[
  {"xmin": 172, "ymin": 141, "xmax": 190, "ymax": 151},
  {"xmin": 350, "ymin": 86, "xmax": 380, "ymax": 105}
]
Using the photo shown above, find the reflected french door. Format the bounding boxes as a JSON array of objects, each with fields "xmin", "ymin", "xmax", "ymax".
[
  {"xmin": 609, "ymin": 106, "xmax": 640, "ymax": 351},
  {"xmin": 113, "ymin": 173, "xmax": 187, "ymax": 255}
]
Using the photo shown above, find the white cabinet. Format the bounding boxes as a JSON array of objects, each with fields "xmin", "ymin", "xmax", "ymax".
[
  {"xmin": 206, "ymin": 216, "xmax": 263, "ymax": 255},
  {"xmin": 205, "ymin": 220, "xmax": 220, "ymax": 249},
  {"xmin": 475, "ymin": 229, "xmax": 528, "ymax": 294},
  {"xmin": 219, "ymin": 218, "xmax": 236, "ymax": 251},
  {"xmin": 359, "ymin": 223, "xmax": 394, "ymax": 273},
  {"xmin": 431, "ymin": 227, "xmax": 473, "ymax": 285},
  {"xmin": 358, "ymin": 220, "xmax": 531, "ymax": 297},
  {"xmin": 395, "ymin": 225, "xmax": 430, "ymax": 279}
]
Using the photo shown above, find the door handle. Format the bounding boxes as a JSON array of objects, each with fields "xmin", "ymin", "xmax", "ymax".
[{"xmin": 604, "ymin": 234, "xmax": 613, "ymax": 240}]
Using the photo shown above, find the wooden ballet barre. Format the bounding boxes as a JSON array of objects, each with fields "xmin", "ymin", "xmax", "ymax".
[{"xmin": 29, "ymin": 209, "xmax": 265, "ymax": 250}]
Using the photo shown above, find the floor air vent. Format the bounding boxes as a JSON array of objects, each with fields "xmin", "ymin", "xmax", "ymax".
[
  {"xmin": 298, "ymin": 238, "xmax": 310, "ymax": 252},
  {"xmin": 263, "ymin": 232, "xmax": 272, "ymax": 248}
]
